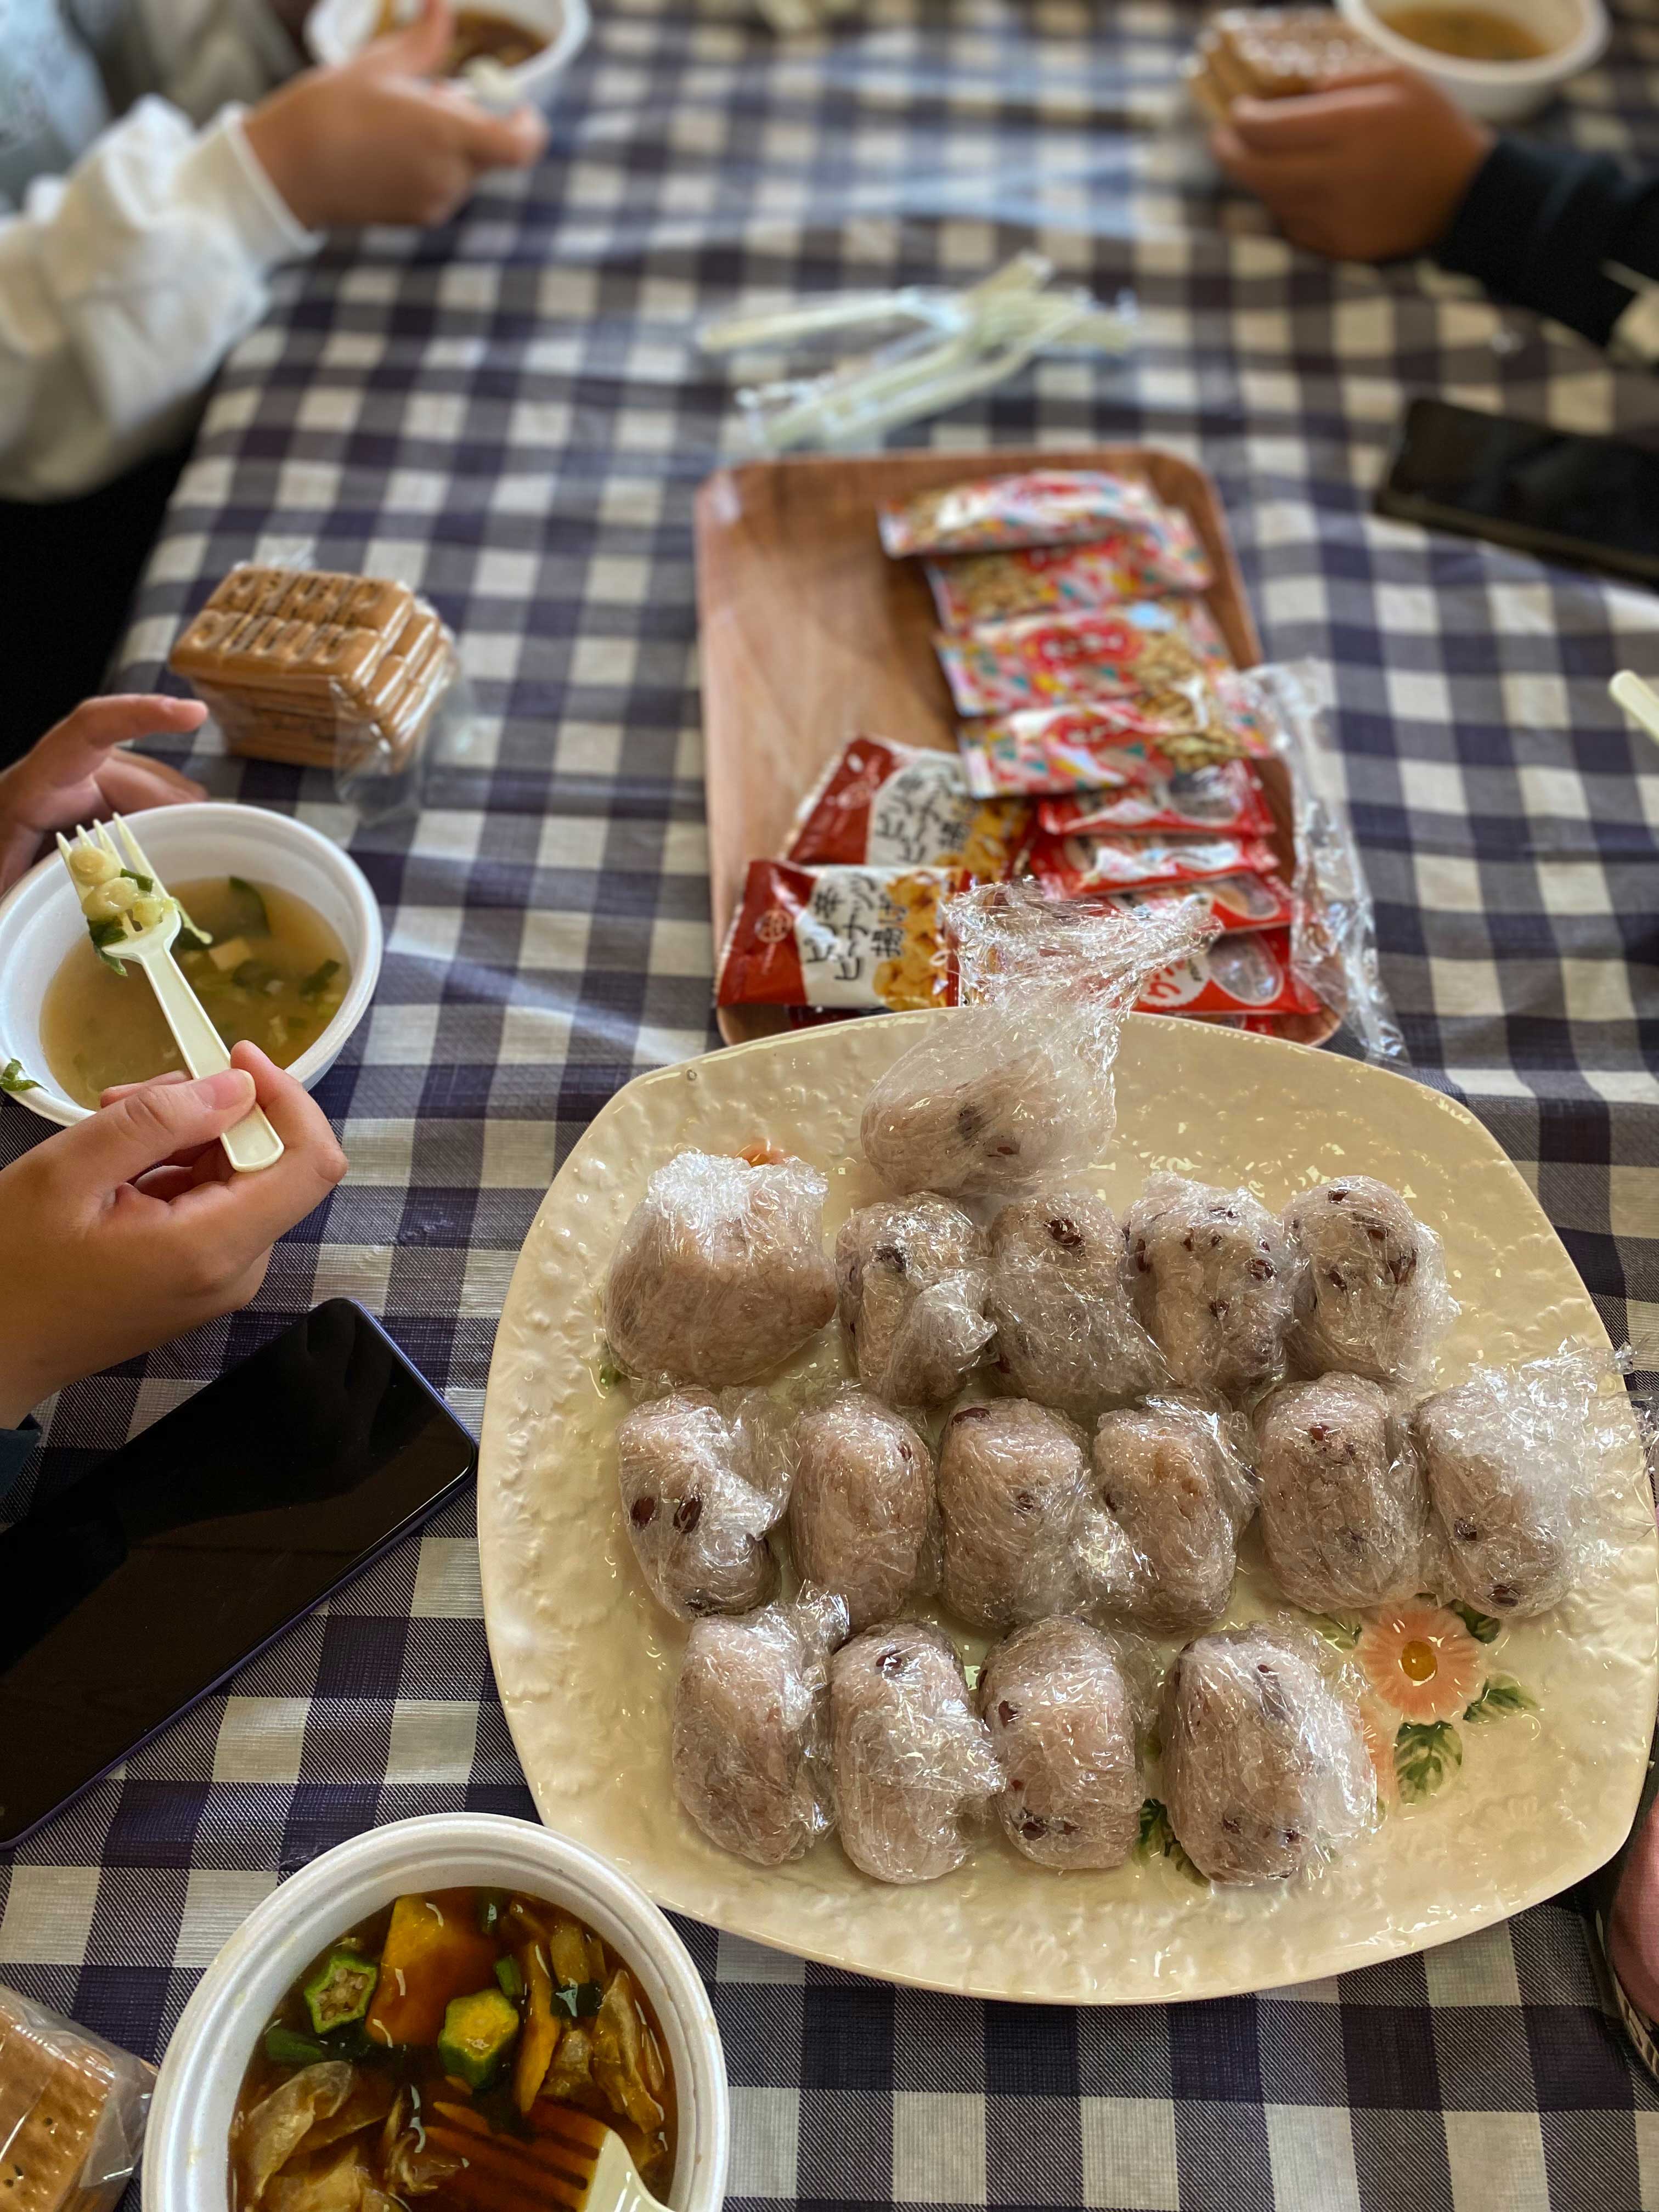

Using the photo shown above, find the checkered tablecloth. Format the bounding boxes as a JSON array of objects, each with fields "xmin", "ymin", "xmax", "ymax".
[{"xmin": 7, "ymin": 0, "xmax": 1659, "ymax": 2202}]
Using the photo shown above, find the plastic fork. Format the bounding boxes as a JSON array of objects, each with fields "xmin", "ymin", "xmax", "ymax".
[
  {"xmin": 425, "ymin": 2100, "xmax": 668, "ymax": 2212},
  {"xmin": 56, "ymin": 817, "xmax": 284, "ymax": 1173}
]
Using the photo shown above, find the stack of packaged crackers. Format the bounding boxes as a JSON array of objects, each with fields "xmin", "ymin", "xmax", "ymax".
[
  {"xmin": 170, "ymin": 566, "xmax": 458, "ymax": 774},
  {"xmin": 716, "ymin": 466, "xmax": 1326, "ymax": 1030},
  {"xmin": 0, "ymin": 1986, "xmax": 154, "ymax": 2212},
  {"xmin": 1184, "ymin": 7, "xmax": 1384, "ymax": 121}
]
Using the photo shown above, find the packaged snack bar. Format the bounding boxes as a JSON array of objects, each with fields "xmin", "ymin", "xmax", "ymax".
[
  {"xmin": 923, "ymin": 535, "xmax": 1212, "ymax": 632},
  {"xmin": 1139, "ymin": 928, "xmax": 1325, "ymax": 1017},
  {"xmin": 879, "ymin": 469, "xmax": 1205, "ymax": 563},
  {"xmin": 1096, "ymin": 873, "xmax": 1296, "ymax": 935},
  {"xmin": 0, "ymin": 1985, "xmax": 154, "ymax": 2212},
  {"xmin": 784, "ymin": 735, "xmax": 1029, "ymax": 877},
  {"xmin": 716, "ymin": 861, "xmax": 968, "ymax": 1012},
  {"xmin": 1037, "ymin": 760, "xmax": 1276, "ymax": 839},
  {"xmin": 936, "ymin": 601, "xmax": 1231, "ymax": 720},
  {"xmin": 1016, "ymin": 828, "xmax": 1280, "ymax": 893}
]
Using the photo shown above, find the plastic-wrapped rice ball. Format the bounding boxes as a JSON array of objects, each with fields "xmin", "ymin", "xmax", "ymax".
[
  {"xmin": 830, "ymin": 1621, "xmax": 1002, "ymax": 1884},
  {"xmin": 605, "ymin": 1150, "xmax": 837, "ymax": 1387},
  {"xmin": 1256, "ymin": 1374, "xmax": 1427, "ymax": 1612},
  {"xmin": 836, "ymin": 1194, "xmax": 994, "ymax": 1406},
  {"xmin": 787, "ymin": 1390, "xmax": 936, "ymax": 1633},
  {"xmin": 936, "ymin": 1398, "xmax": 1092, "ymax": 1632},
  {"xmin": 1124, "ymin": 1174, "xmax": 1293, "ymax": 1401},
  {"xmin": 1085, "ymin": 1396, "xmax": 1255, "ymax": 1636},
  {"xmin": 1283, "ymin": 1175, "xmax": 1457, "ymax": 1385},
  {"xmin": 672, "ymin": 1588, "xmax": 849, "ymax": 1865},
  {"xmin": 616, "ymin": 1390, "xmax": 780, "ymax": 1619},
  {"xmin": 1160, "ymin": 1622, "xmax": 1375, "ymax": 1884},
  {"xmin": 979, "ymin": 1616, "xmax": 1142, "ymax": 1870},
  {"xmin": 984, "ymin": 1189, "xmax": 1166, "ymax": 1422}
]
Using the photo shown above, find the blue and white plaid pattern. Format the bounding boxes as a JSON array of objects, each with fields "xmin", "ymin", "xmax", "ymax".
[{"xmin": 6, "ymin": 0, "xmax": 1659, "ymax": 2201}]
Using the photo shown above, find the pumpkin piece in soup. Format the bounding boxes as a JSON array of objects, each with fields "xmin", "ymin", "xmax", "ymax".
[{"xmin": 364, "ymin": 1891, "xmax": 501, "ymax": 2047}]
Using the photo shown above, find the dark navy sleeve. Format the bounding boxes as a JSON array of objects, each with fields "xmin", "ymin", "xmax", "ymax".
[
  {"xmin": 1436, "ymin": 136, "xmax": 1659, "ymax": 352},
  {"xmin": 0, "ymin": 1418, "xmax": 40, "ymax": 1508}
]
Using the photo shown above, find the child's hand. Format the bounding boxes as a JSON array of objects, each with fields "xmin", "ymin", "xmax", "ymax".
[
  {"xmin": 244, "ymin": 0, "xmax": 548, "ymax": 233},
  {"xmin": 0, "ymin": 696, "xmax": 207, "ymax": 895},
  {"xmin": 1211, "ymin": 69, "xmax": 1493, "ymax": 264},
  {"xmin": 0, "ymin": 1045, "xmax": 348, "ymax": 1426}
]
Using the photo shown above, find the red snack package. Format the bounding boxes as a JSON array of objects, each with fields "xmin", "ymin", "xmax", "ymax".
[
  {"xmin": 1093, "ymin": 872, "xmax": 1296, "ymax": 935},
  {"xmin": 937, "ymin": 601, "xmax": 1232, "ymax": 719},
  {"xmin": 923, "ymin": 536, "xmax": 1212, "ymax": 631},
  {"xmin": 1137, "ymin": 928, "xmax": 1325, "ymax": 1017},
  {"xmin": 879, "ymin": 469, "xmax": 1205, "ymax": 561},
  {"xmin": 1036, "ymin": 761, "xmax": 1277, "ymax": 839},
  {"xmin": 1018, "ymin": 829, "xmax": 1281, "ymax": 893},
  {"xmin": 785, "ymin": 735, "xmax": 1029, "ymax": 877},
  {"xmin": 717, "ymin": 861, "xmax": 969, "ymax": 1012},
  {"xmin": 957, "ymin": 689, "xmax": 1265, "ymax": 797}
]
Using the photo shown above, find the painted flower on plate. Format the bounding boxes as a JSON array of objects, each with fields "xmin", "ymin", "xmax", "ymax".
[{"xmin": 1357, "ymin": 1602, "xmax": 1483, "ymax": 1725}]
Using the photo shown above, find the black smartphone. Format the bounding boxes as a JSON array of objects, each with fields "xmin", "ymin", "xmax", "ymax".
[
  {"xmin": 1375, "ymin": 397, "xmax": 1659, "ymax": 589},
  {"xmin": 0, "ymin": 1300, "xmax": 475, "ymax": 1847}
]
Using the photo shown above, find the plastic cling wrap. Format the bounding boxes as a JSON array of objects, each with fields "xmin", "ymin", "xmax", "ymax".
[
  {"xmin": 615, "ymin": 1390, "xmax": 782, "ymax": 1620},
  {"xmin": 923, "ymin": 534, "xmax": 1212, "ymax": 631},
  {"xmin": 1084, "ymin": 1395, "xmax": 1256, "ymax": 1635},
  {"xmin": 783, "ymin": 736, "xmax": 1029, "ymax": 874},
  {"xmin": 859, "ymin": 883, "xmax": 1217, "ymax": 1198},
  {"xmin": 1160, "ymin": 1623, "xmax": 1376, "ymax": 1885},
  {"xmin": 984, "ymin": 1189, "xmax": 1167, "ymax": 1421},
  {"xmin": 1243, "ymin": 660, "xmax": 1403, "ymax": 1059},
  {"xmin": 936, "ymin": 1398, "xmax": 1093, "ymax": 1632},
  {"xmin": 979, "ymin": 1617, "xmax": 1143, "ymax": 1870},
  {"xmin": 828, "ymin": 1621, "xmax": 1002, "ymax": 1884},
  {"xmin": 1125, "ymin": 1175, "xmax": 1296, "ymax": 1401},
  {"xmin": 671, "ymin": 1588, "xmax": 849, "ymax": 1865},
  {"xmin": 0, "ymin": 1989, "xmax": 154, "ymax": 2212},
  {"xmin": 835, "ymin": 1195, "xmax": 994, "ymax": 1406},
  {"xmin": 1283, "ymin": 1175, "xmax": 1459, "ymax": 1386},
  {"xmin": 1256, "ymin": 1375, "xmax": 1429, "ymax": 1612},
  {"xmin": 603, "ymin": 1149, "xmax": 836, "ymax": 1386},
  {"xmin": 787, "ymin": 1390, "xmax": 938, "ymax": 1630},
  {"xmin": 936, "ymin": 602, "xmax": 1231, "ymax": 719},
  {"xmin": 1414, "ymin": 1346, "xmax": 1640, "ymax": 1618},
  {"xmin": 878, "ymin": 469, "xmax": 1207, "ymax": 563}
]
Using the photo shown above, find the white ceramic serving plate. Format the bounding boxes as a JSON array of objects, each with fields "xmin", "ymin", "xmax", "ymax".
[
  {"xmin": 0, "ymin": 802, "xmax": 382, "ymax": 1128},
  {"xmin": 477, "ymin": 1013, "xmax": 1659, "ymax": 2005},
  {"xmin": 145, "ymin": 1814, "xmax": 730, "ymax": 2212},
  {"xmin": 305, "ymin": 0, "xmax": 590, "ymax": 105},
  {"xmin": 1337, "ymin": 0, "xmax": 1607, "ymax": 122}
]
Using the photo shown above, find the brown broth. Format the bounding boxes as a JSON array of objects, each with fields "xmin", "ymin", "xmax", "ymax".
[
  {"xmin": 445, "ymin": 9, "xmax": 547, "ymax": 69},
  {"xmin": 229, "ymin": 1888, "xmax": 677, "ymax": 2212},
  {"xmin": 1378, "ymin": 5, "xmax": 1551, "ymax": 58},
  {"xmin": 40, "ymin": 877, "xmax": 349, "ymax": 1109}
]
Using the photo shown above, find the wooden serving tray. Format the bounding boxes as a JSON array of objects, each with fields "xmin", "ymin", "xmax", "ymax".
[{"xmin": 693, "ymin": 444, "xmax": 1327, "ymax": 1047}]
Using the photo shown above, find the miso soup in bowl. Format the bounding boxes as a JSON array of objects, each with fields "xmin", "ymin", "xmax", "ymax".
[{"xmin": 0, "ymin": 803, "xmax": 383, "ymax": 1127}]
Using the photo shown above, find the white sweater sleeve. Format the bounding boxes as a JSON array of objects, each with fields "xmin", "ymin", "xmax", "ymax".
[{"xmin": 0, "ymin": 97, "xmax": 319, "ymax": 500}]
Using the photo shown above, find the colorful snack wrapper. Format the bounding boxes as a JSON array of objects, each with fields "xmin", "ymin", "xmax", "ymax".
[
  {"xmin": 718, "ymin": 861, "xmax": 969, "ymax": 1012},
  {"xmin": 1092, "ymin": 872, "xmax": 1296, "ymax": 935},
  {"xmin": 879, "ymin": 470, "xmax": 1200, "ymax": 561},
  {"xmin": 957, "ymin": 684, "xmax": 1259, "ymax": 795},
  {"xmin": 785, "ymin": 735, "xmax": 1028, "ymax": 877},
  {"xmin": 923, "ymin": 535, "xmax": 1212, "ymax": 631},
  {"xmin": 936, "ymin": 601, "xmax": 1232, "ymax": 721},
  {"xmin": 1018, "ymin": 829, "xmax": 1281, "ymax": 893},
  {"xmin": 1036, "ymin": 761, "xmax": 1276, "ymax": 839},
  {"xmin": 1140, "ymin": 928, "xmax": 1324, "ymax": 1018}
]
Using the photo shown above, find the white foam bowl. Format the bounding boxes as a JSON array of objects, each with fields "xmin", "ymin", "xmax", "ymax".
[
  {"xmin": 0, "ymin": 802, "xmax": 382, "ymax": 1130},
  {"xmin": 305, "ymin": 0, "xmax": 590, "ymax": 106},
  {"xmin": 1337, "ymin": 0, "xmax": 1607, "ymax": 120},
  {"xmin": 144, "ymin": 1815, "xmax": 729, "ymax": 2212}
]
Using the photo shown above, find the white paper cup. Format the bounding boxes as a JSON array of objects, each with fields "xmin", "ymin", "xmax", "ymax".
[
  {"xmin": 304, "ymin": 0, "xmax": 591, "ymax": 108},
  {"xmin": 144, "ymin": 1814, "xmax": 730, "ymax": 2212},
  {"xmin": 0, "ymin": 802, "xmax": 383, "ymax": 1129},
  {"xmin": 1336, "ymin": 0, "xmax": 1609, "ymax": 121}
]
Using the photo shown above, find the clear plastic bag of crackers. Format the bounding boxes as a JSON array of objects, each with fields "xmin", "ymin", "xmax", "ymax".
[
  {"xmin": 167, "ymin": 558, "xmax": 476, "ymax": 826},
  {"xmin": 0, "ymin": 1984, "xmax": 155, "ymax": 2212},
  {"xmin": 1235, "ymin": 659, "xmax": 1404, "ymax": 1060}
]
